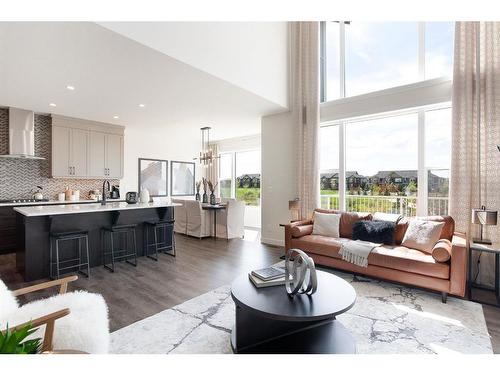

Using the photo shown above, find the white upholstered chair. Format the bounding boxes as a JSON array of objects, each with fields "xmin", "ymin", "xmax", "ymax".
[
  {"xmin": 172, "ymin": 198, "xmax": 188, "ymax": 235},
  {"xmin": 216, "ymin": 198, "xmax": 245, "ymax": 239},
  {"xmin": 185, "ymin": 200, "xmax": 212, "ymax": 238},
  {"xmin": 0, "ymin": 276, "xmax": 109, "ymax": 353}
]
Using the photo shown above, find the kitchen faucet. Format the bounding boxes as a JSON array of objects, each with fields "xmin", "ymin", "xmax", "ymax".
[{"xmin": 102, "ymin": 180, "xmax": 110, "ymax": 206}]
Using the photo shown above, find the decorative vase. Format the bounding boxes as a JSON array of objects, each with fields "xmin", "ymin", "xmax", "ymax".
[
  {"xmin": 210, "ymin": 193, "xmax": 216, "ymax": 205},
  {"xmin": 195, "ymin": 193, "xmax": 200, "ymax": 201},
  {"xmin": 202, "ymin": 193, "xmax": 208, "ymax": 203}
]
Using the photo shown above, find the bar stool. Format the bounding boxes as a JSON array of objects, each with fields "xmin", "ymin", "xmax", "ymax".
[
  {"xmin": 101, "ymin": 224, "xmax": 138, "ymax": 272},
  {"xmin": 144, "ymin": 220, "xmax": 176, "ymax": 261},
  {"xmin": 49, "ymin": 230, "xmax": 90, "ymax": 280}
]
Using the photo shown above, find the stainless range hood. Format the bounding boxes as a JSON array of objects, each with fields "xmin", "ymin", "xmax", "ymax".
[{"xmin": 0, "ymin": 107, "xmax": 44, "ymax": 160}]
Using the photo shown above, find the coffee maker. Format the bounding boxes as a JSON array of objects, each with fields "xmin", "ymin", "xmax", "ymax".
[{"xmin": 110, "ymin": 185, "xmax": 120, "ymax": 199}]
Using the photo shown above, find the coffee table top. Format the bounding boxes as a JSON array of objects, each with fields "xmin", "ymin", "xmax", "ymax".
[{"xmin": 231, "ymin": 270, "xmax": 356, "ymax": 322}]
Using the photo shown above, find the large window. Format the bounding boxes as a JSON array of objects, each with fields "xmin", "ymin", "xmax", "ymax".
[
  {"xmin": 320, "ymin": 22, "xmax": 454, "ymax": 216},
  {"xmin": 322, "ymin": 22, "xmax": 454, "ymax": 101}
]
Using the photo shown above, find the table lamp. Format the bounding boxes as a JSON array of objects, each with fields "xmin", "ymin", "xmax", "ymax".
[{"xmin": 471, "ymin": 206, "xmax": 498, "ymax": 244}]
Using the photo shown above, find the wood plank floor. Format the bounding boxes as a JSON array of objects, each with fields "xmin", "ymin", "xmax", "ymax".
[{"xmin": 1, "ymin": 234, "xmax": 499, "ymax": 352}]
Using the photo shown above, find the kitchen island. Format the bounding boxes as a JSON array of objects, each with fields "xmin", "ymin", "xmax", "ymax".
[{"xmin": 14, "ymin": 201, "xmax": 181, "ymax": 281}]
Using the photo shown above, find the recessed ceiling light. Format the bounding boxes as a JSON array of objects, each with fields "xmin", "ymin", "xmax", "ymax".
[
  {"xmin": 113, "ymin": 115, "xmax": 119, "ymax": 119},
  {"xmin": 49, "ymin": 103, "xmax": 57, "ymax": 107},
  {"xmin": 139, "ymin": 104, "xmax": 145, "ymax": 108},
  {"xmin": 66, "ymin": 85, "xmax": 75, "ymax": 91}
]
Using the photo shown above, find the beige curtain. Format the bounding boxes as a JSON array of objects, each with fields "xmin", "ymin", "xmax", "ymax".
[
  {"xmin": 450, "ymin": 22, "xmax": 500, "ymax": 286},
  {"xmin": 292, "ymin": 22, "xmax": 320, "ymax": 219},
  {"xmin": 204, "ymin": 143, "xmax": 219, "ymax": 196}
]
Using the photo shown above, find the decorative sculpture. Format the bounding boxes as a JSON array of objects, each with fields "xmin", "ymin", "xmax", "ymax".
[{"xmin": 284, "ymin": 249, "xmax": 318, "ymax": 297}]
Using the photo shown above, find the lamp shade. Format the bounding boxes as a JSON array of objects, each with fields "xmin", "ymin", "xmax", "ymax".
[
  {"xmin": 289, "ymin": 199, "xmax": 300, "ymax": 210},
  {"xmin": 471, "ymin": 206, "xmax": 498, "ymax": 225}
]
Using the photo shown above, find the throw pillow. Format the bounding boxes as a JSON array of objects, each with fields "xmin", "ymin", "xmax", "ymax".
[
  {"xmin": 352, "ymin": 220, "xmax": 396, "ymax": 245},
  {"xmin": 432, "ymin": 239, "xmax": 452, "ymax": 262},
  {"xmin": 312, "ymin": 212, "xmax": 341, "ymax": 238},
  {"xmin": 401, "ymin": 219, "xmax": 445, "ymax": 253}
]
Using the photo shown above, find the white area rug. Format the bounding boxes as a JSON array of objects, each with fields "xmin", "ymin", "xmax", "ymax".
[{"xmin": 110, "ymin": 270, "xmax": 492, "ymax": 354}]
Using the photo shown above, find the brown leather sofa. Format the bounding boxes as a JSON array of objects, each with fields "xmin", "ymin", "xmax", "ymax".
[{"xmin": 284, "ymin": 209, "xmax": 468, "ymax": 302}]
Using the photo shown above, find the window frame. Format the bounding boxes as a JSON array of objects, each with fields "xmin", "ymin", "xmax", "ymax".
[{"xmin": 319, "ymin": 21, "xmax": 454, "ymax": 216}]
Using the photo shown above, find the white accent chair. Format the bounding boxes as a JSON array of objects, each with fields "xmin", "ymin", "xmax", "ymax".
[
  {"xmin": 0, "ymin": 276, "xmax": 109, "ymax": 353},
  {"xmin": 185, "ymin": 200, "xmax": 212, "ymax": 238},
  {"xmin": 172, "ymin": 198, "xmax": 188, "ymax": 235},
  {"xmin": 216, "ymin": 198, "xmax": 245, "ymax": 239}
]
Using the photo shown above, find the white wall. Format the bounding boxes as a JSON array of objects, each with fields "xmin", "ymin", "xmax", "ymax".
[
  {"xmin": 260, "ymin": 111, "xmax": 297, "ymax": 246},
  {"xmin": 120, "ymin": 124, "xmax": 201, "ymax": 195},
  {"xmin": 98, "ymin": 22, "xmax": 289, "ymax": 108}
]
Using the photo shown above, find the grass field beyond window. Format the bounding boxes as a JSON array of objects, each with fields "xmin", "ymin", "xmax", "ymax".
[{"xmin": 236, "ymin": 187, "xmax": 260, "ymax": 206}]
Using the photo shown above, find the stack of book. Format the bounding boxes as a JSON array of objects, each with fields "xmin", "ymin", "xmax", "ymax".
[{"xmin": 249, "ymin": 266, "xmax": 286, "ymax": 288}]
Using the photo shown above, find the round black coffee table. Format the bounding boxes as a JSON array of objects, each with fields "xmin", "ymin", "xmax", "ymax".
[{"xmin": 230, "ymin": 270, "xmax": 357, "ymax": 354}]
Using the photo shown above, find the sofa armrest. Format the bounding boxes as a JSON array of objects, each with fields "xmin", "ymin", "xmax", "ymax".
[
  {"xmin": 449, "ymin": 232, "xmax": 468, "ymax": 297},
  {"xmin": 284, "ymin": 220, "xmax": 313, "ymax": 251}
]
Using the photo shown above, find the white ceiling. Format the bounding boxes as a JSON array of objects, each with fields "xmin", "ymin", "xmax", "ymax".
[
  {"xmin": 0, "ymin": 22, "xmax": 288, "ymax": 140},
  {"xmin": 98, "ymin": 22, "xmax": 289, "ymax": 108}
]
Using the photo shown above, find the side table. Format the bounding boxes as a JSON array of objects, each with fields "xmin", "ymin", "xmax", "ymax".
[{"xmin": 468, "ymin": 240, "xmax": 500, "ymax": 307}]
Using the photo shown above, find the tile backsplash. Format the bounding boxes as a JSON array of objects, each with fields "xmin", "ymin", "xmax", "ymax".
[{"xmin": 0, "ymin": 108, "xmax": 118, "ymax": 200}]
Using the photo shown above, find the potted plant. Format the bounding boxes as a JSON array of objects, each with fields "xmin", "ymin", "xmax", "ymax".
[
  {"xmin": 202, "ymin": 178, "xmax": 208, "ymax": 203},
  {"xmin": 195, "ymin": 181, "xmax": 201, "ymax": 201},
  {"xmin": 207, "ymin": 180, "xmax": 218, "ymax": 205},
  {"xmin": 0, "ymin": 323, "xmax": 42, "ymax": 354}
]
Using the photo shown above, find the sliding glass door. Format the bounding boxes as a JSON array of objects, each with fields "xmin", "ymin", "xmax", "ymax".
[{"xmin": 219, "ymin": 149, "xmax": 261, "ymax": 228}]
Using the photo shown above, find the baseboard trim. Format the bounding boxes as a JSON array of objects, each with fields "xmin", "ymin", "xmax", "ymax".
[{"xmin": 260, "ymin": 237, "xmax": 284, "ymax": 247}]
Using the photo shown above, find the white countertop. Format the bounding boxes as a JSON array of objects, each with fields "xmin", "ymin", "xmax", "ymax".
[
  {"xmin": 0, "ymin": 198, "xmax": 123, "ymax": 207},
  {"xmin": 14, "ymin": 201, "xmax": 181, "ymax": 217}
]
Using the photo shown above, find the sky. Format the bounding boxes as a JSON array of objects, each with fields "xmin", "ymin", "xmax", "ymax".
[{"xmin": 321, "ymin": 22, "xmax": 454, "ymax": 177}]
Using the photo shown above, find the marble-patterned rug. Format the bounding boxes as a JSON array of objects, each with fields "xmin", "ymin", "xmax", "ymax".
[{"xmin": 110, "ymin": 269, "xmax": 493, "ymax": 354}]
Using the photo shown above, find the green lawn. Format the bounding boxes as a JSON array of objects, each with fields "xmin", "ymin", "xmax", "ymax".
[{"xmin": 236, "ymin": 187, "xmax": 260, "ymax": 206}]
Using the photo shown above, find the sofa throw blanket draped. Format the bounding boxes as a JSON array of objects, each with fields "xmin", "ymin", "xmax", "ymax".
[{"xmin": 339, "ymin": 240, "xmax": 382, "ymax": 268}]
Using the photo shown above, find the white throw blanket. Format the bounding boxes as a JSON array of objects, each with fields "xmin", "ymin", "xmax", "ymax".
[{"xmin": 339, "ymin": 240, "xmax": 382, "ymax": 268}]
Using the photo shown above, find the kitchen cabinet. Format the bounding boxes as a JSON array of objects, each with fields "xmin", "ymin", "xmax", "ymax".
[
  {"xmin": 89, "ymin": 132, "xmax": 124, "ymax": 178},
  {"xmin": 52, "ymin": 126, "xmax": 88, "ymax": 177},
  {"xmin": 52, "ymin": 115, "xmax": 124, "ymax": 179}
]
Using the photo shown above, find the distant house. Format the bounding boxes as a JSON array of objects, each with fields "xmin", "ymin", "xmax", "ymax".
[
  {"xmin": 236, "ymin": 174, "xmax": 260, "ymax": 188},
  {"xmin": 320, "ymin": 171, "xmax": 367, "ymax": 191},
  {"xmin": 369, "ymin": 170, "xmax": 418, "ymax": 186}
]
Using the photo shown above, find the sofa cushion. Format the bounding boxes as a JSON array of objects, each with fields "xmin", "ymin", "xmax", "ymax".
[
  {"xmin": 314, "ymin": 209, "xmax": 372, "ymax": 238},
  {"xmin": 290, "ymin": 235, "xmax": 348, "ymax": 258},
  {"xmin": 369, "ymin": 245, "xmax": 450, "ymax": 279},
  {"xmin": 312, "ymin": 212, "xmax": 341, "ymax": 237},
  {"xmin": 352, "ymin": 220, "xmax": 395, "ymax": 245},
  {"xmin": 291, "ymin": 236, "xmax": 449, "ymax": 279},
  {"xmin": 395, "ymin": 215, "xmax": 455, "ymax": 244},
  {"xmin": 291, "ymin": 224, "xmax": 313, "ymax": 238},
  {"xmin": 401, "ymin": 219, "xmax": 445, "ymax": 253},
  {"xmin": 432, "ymin": 239, "xmax": 452, "ymax": 263}
]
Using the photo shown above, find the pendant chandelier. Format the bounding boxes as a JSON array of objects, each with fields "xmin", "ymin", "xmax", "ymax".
[{"xmin": 195, "ymin": 126, "xmax": 218, "ymax": 167}]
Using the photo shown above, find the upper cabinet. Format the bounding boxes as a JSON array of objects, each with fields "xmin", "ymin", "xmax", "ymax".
[{"xmin": 52, "ymin": 116, "xmax": 124, "ymax": 179}]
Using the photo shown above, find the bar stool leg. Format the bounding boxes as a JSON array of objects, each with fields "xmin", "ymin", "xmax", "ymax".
[
  {"xmin": 131, "ymin": 228, "xmax": 138, "ymax": 266},
  {"xmin": 84, "ymin": 235, "xmax": 90, "ymax": 278},
  {"xmin": 55, "ymin": 239, "xmax": 61, "ymax": 280},
  {"xmin": 78, "ymin": 237, "xmax": 82, "ymax": 274},
  {"xmin": 103, "ymin": 230, "xmax": 115, "ymax": 273},
  {"xmin": 49, "ymin": 237, "xmax": 53, "ymax": 279}
]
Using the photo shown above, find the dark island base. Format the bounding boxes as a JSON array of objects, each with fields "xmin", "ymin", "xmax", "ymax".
[
  {"xmin": 16, "ymin": 206, "xmax": 174, "ymax": 281},
  {"xmin": 230, "ymin": 305, "xmax": 356, "ymax": 354}
]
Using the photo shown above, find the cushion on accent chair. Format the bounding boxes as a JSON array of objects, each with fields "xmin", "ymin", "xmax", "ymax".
[
  {"xmin": 312, "ymin": 212, "xmax": 341, "ymax": 238},
  {"xmin": 401, "ymin": 219, "xmax": 445, "ymax": 253},
  {"xmin": 352, "ymin": 220, "xmax": 396, "ymax": 245}
]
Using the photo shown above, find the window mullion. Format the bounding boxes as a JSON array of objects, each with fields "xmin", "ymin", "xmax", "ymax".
[
  {"xmin": 339, "ymin": 21, "xmax": 346, "ymax": 211},
  {"xmin": 417, "ymin": 110, "xmax": 427, "ymax": 215},
  {"xmin": 418, "ymin": 22, "xmax": 425, "ymax": 80}
]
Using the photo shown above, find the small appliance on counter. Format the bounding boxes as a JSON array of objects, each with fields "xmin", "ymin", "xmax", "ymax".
[
  {"xmin": 140, "ymin": 187, "xmax": 150, "ymax": 203},
  {"xmin": 110, "ymin": 185, "xmax": 120, "ymax": 199},
  {"xmin": 31, "ymin": 186, "xmax": 44, "ymax": 201},
  {"xmin": 89, "ymin": 189, "xmax": 101, "ymax": 201},
  {"xmin": 125, "ymin": 192, "xmax": 138, "ymax": 204}
]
